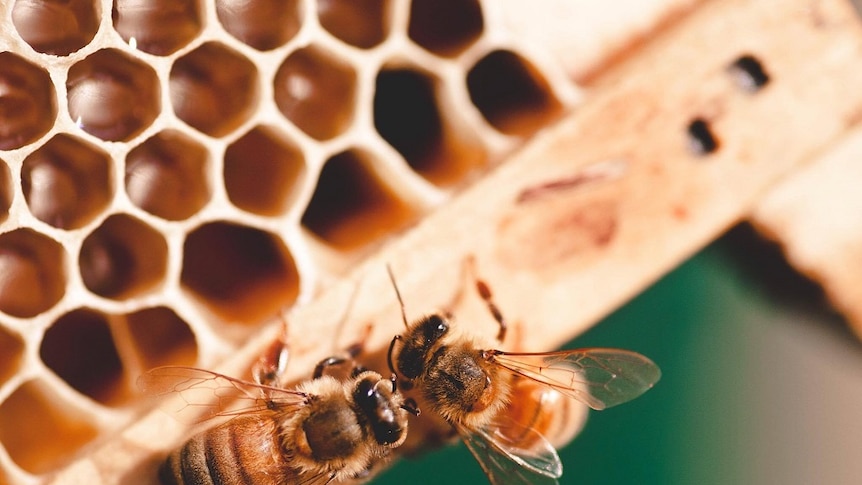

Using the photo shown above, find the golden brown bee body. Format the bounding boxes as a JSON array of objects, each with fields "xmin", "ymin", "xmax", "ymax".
[
  {"xmin": 159, "ymin": 412, "xmax": 288, "ymax": 485},
  {"xmin": 503, "ymin": 378, "xmax": 586, "ymax": 450},
  {"xmin": 397, "ymin": 321, "xmax": 510, "ymax": 430},
  {"xmin": 142, "ymin": 364, "xmax": 410, "ymax": 485},
  {"xmin": 386, "ymin": 267, "xmax": 661, "ymax": 484}
]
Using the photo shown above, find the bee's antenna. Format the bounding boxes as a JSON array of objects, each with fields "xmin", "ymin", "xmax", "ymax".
[
  {"xmin": 387, "ymin": 335, "xmax": 402, "ymax": 377},
  {"xmin": 385, "ymin": 264, "xmax": 410, "ymax": 330}
]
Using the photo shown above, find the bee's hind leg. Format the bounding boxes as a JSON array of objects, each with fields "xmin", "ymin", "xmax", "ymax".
[{"xmin": 252, "ymin": 311, "xmax": 292, "ymax": 388}]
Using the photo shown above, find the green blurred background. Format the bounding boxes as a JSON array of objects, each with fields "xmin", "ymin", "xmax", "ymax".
[{"xmin": 373, "ymin": 225, "xmax": 862, "ymax": 484}]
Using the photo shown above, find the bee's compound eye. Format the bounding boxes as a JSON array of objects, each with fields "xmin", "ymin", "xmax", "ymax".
[
  {"xmin": 355, "ymin": 377, "xmax": 376, "ymax": 398},
  {"xmin": 424, "ymin": 314, "xmax": 448, "ymax": 339}
]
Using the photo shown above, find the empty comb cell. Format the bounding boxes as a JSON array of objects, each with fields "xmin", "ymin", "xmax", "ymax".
[
  {"xmin": 302, "ymin": 148, "xmax": 418, "ymax": 250},
  {"xmin": 112, "ymin": 0, "xmax": 203, "ymax": 55},
  {"xmin": 22, "ymin": 134, "xmax": 113, "ymax": 230},
  {"xmin": 125, "ymin": 129, "xmax": 212, "ymax": 221},
  {"xmin": 0, "ymin": 229, "xmax": 66, "ymax": 318},
  {"xmin": 170, "ymin": 42, "xmax": 260, "ymax": 138},
  {"xmin": 40, "ymin": 309, "xmax": 126, "ymax": 406},
  {"xmin": 408, "ymin": 0, "xmax": 484, "ymax": 57},
  {"xmin": 224, "ymin": 125, "xmax": 306, "ymax": 216},
  {"xmin": 467, "ymin": 50, "xmax": 563, "ymax": 136},
  {"xmin": 317, "ymin": 0, "xmax": 390, "ymax": 49},
  {"xmin": 124, "ymin": 306, "xmax": 198, "ymax": 370},
  {"xmin": 374, "ymin": 68, "xmax": 487, "ymax": 186},
  {"xmin": 181, "ymin": 222, "xmax": 300, "ymax": 325},
  {"xmin": 0, "ymin": 326, "xmax": 24, "ymax": 387},
  {"xmin": 216, "ymin": 0, "xmax": 303, "ymax": 51},
  {"xmin": 78, "ymin": 214, "xmax": 169, "ymax": 300},
  {"xmin": 66, "ymin": 49, "xmax": 161, "ymax": 142},
  {"xmin": 0, "ymin": 52, "xmax": 56, "ymax": 150},
  {"xmin": 275, "ymin": 46, "xmax": 358, "ymax": 140},
  {"xmin": 12, "ymin": 0, "xmax": 99, "ymax": 56}
]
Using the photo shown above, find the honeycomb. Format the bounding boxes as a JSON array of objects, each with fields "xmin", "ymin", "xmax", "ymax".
[{"xmin": 0, "ymin": 0, "xmax": 579, "ymax": 482}]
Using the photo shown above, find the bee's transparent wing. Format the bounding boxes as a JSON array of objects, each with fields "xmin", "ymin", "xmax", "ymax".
[
  {"xmin": 457, "ymin": 419, "xmax": 561, "ymax": 485},
  {"xmin": 491, "ymin": 348, "xmax": 661, "ymax": 410},
  {"xmin": 137, "ymin": 366, "xmax": 308, "ymax": 424}
]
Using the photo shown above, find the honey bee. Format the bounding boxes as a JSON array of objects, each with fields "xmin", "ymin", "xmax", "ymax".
[
  {"xmin": 139, "ymin": 327, "xmax": 415, "ymax": 485},
  {"xmin": 385, "ymin": 265, "xmax": 661, "ymax": 484}
]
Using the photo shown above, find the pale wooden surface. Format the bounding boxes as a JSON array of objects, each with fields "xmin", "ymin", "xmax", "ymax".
[
  {"xmin": 503, "ymin": 0, "xmax": 862, "ymax": 339},
  {"xmin": 47, "ymin": 0, "xmax": 862, "ymax": 483},
  {"xmin": 498, "ymin": 0, "xmax": 703, "ymax": 82},
  {"xmin": 752, "ymin": 125, "xmax": 862, "ymax": 339}
]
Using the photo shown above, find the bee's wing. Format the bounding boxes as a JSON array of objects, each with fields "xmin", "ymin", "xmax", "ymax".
[
  {"xmin": 137, "ymin": 366, "xmax": 308, "ymax": 424},
  {"xmin": 457, "ymin": 420, "xmax": 561, "ymax": 485},
  {"xmin": 491, "ymin": 348, "xmax": 660, "ymax": 410}
]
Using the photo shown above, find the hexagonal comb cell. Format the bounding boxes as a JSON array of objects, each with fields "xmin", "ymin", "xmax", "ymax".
[
  {"xmin": 125, "ymin": 130, "xmax": 211, "ymax": 221},
  {"xmin": 40, "ymin": 308, "xmax": 129, "ymax": 405},
  {"xmin": 171, "ymin": 42, "xmax": 260, "ymax": 138},
  {"xmin": 112, "ymin": 0, "xmax": 203, "ymax": 56},
  {"xmin": 224, "ymin": 125, "xmax": 305, "ymax": 216},
  {"xmin": 67, "ymin": 48, "xmax": 161, "ymax": 142},
  {"xmin": 22, "ymin": 134, "xmax": 113, "ymax": 230},
  {"xmin": 274, "ymin": 46, "xmax": 357, "ymax": 140},
  {"xmin": 79, "ymin": 214, "xmax": 168, "ymax": 300},
  {"xmin": 466, "ymin": 50, "xmax": 564, "ymax": 136},
  {"xmin": 302, "ymin": 148, "xmax": 416, "ymax": 250},
  {"xmin": 408, "ymin": 0, "xmax": 483, "ymax": 57},
  {"xmin": 0, "ymin": 52, "xmax": 56, "ymax": 150},
  {"xmin": 317, "ymin": 0, "xmax": 390, "ymax": 49},
  {"xmin": 12, "ymin": 0, "xmax": 100, "ymax": 56},
  {"xmin": 125, "ymin": 307, "xmax": 197, "ymax": 370},
  {"xmin": 0, "ymin": 160, "xmax": 13, "ymax": 224},
  {"xmin": 181, "ymin": 222, "xmax": 299, "ymax": 325},
  {"xmin": 0, "ymin": 229, "xmax": 66, "ymax": 318},
  {"xmin": 0, "ymin": 380, "xmax": 99, "ymax": 475},
  {"xmin": 216, "ymin": 0, "xmax": 303, "ymax": 51},
  {"xmin": 374, "ymin": 68, "xmax": 486, "ymax": 185},
  {"xmin": 0, "ymin": 326, "xmax": 24, "ymax": 387}
]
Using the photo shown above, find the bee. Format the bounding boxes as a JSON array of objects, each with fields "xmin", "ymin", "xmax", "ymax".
[
  {"xmin": 139, "ymin": 326, "xmax": 416, "ymax": 485},
  {"xmin": 385, "ymin": 265, "xmax": 661, "ymax": 484}
]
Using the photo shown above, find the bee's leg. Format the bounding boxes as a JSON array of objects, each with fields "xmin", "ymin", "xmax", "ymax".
[
  {"xmin": 442, "ymin": 255, "xmax": 508, "ymax": 343},
  {"xmin": 475, "ymin": 277, "xmax": 507, "ymax": 344},
  {"xmin": 252, "ymin": 312, "xmax": 291, "ymax": 388},
  {"xmin": 313, "ymin": 356, "xmax": 349, "ymax": 379},
  {"xmin": 314, "ymin": 323, "xmax": 374, "ymax": 380},
  {"xmin": 344, "ymin": 322, "xmax": 373, "ymax": 359},
  {"xmin": 459, "ymin": 255, "xmax": 508, "ymax": 344}
]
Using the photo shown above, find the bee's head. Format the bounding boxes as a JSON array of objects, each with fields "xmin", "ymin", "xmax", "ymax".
[
  {"xmin": 396, "ymin": 313, "xmax": 449, "ymax": 380},
  {"xmin": 353, "ymin": 373, "xmax": 409, "ymax": 447}
]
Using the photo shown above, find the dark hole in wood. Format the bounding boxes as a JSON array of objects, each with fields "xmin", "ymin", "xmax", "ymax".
[{"xmin": 687, "ymin": 118, "xmax": 719, "ymax": 155}]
